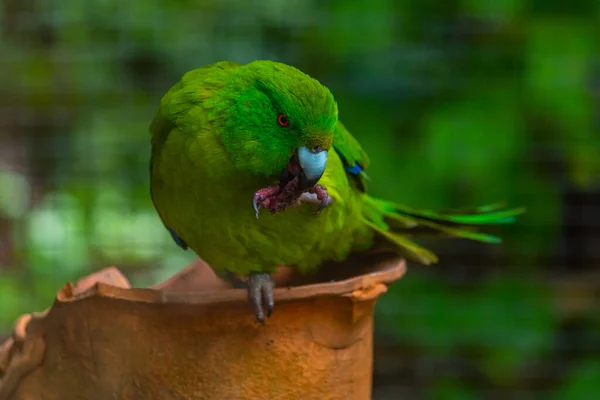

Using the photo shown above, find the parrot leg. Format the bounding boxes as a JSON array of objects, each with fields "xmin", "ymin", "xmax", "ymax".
[
  {"xmin": 247, "ymin": 272, "xmax": 275, "ymax": 323},
  {"xmin": 222, "ymin": 271, "xmax": 275, "ymax": 323}
]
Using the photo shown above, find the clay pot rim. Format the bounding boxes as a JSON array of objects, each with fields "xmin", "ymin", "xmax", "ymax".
[{"xmin": 63, "ymin": 258, "xmax": 406, "ymax": 306}]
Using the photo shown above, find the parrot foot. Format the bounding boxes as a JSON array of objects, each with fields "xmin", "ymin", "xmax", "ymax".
[
  {"xmin": 308, "ymin": 184, "xmax": 329, "ymax": 214},
  {"xmin": 253, "ymin": 185, "xmax": 281, "ymax": 218},
  {"xmin": 247, "ymin": 272, "xmax": 275, "ymax": 323},
  {"xmin": 253, "ymin": 177, "xmax": 300, "ymax": 218}
]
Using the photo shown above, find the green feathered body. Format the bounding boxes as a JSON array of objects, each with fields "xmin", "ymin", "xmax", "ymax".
[
  {"xmin": 151, "ymin": 124, "xmax": 368, "ymax": 274},
  {"xmin": 150, "ymin": 60, "xmax": 524, "ymax": 277}
]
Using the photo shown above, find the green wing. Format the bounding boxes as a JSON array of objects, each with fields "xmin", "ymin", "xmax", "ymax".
[
  {"xmin": 149, "ymin": 61, "xmax": 241, "ymax": 249},
  {"xmin": 332, "ymin": 121, "xmax": 371, "ymax": 192}
]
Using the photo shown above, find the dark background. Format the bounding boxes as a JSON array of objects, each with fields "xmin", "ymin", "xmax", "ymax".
[{"xmin": 0, "ymin": 1, "xmax": 599, "ymax": 398}]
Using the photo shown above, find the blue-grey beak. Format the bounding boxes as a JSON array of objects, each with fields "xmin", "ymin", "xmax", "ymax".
[{"xmin": 296, "ymin": 146, "xmax": 328, "ymax": 191}]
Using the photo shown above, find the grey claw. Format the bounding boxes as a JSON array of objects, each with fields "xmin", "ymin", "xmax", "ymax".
[
  {"xmin": 255, "ymin": 308, "xmax": 265, "ymax": 324},
  {"xmin": 313, "ymin": 193, "xmax": 329, "ymax": 215},
  {"xmin": 264, "ymin": 286, "xmax": 274, "ymax": 318},
  {"xmin": 253, "ymin": 195, "xmax": 260, "ymax": 219}
]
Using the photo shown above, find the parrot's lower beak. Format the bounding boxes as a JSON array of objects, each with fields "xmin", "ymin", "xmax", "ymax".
[{"xmin": 280, "ymin": 146, "xmax": 328, "ymax": 192}]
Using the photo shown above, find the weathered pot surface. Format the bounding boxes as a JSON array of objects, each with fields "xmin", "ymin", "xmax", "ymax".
[{"xmin": 0, "ymin": 253, "xmax": 406, "ymax": 400}]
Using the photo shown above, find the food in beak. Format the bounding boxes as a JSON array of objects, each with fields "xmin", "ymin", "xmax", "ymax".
[{"xmin": 253, "ymin": 146, "xmax": 330, "ymax": 218}]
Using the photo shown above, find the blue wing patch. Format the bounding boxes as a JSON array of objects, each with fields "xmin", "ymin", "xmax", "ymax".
[
  {"xmin": 167, "ymin": 227, "xmax": 188, "ymax": 250},
  {"xmin": 334, "ymin": 147, "xmax": 363, "ymax": 175},
  {"xmin": 345, "ymin": 162, "xmax": 363, "ymax": 175},
  {"xmin": 334, "ymin": 147, "xmax": 365, "ymax": 175},
  {"xmin": 334, "ymin": 147, "xmax": 368, "ymax": 192}
]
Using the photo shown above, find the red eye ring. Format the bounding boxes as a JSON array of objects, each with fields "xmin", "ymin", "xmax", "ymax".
[{"xmin": 277, "ymin": 113, "xmax": 290, "ymax": 127}]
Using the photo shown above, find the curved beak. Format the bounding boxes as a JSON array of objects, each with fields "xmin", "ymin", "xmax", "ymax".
[{"xmin": 296, "ymin": 146, "xmax": 328, "ymax": 191}]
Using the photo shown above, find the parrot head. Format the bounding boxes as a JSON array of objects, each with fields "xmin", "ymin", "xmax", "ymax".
[{"xmin": 219, "ymin": 60, "xmax": 339, "ymax": 194}]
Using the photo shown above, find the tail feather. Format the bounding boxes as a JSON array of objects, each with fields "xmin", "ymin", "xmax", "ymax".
[
  {"xmin": 363, "ymin": 219, "xmax": 439, "ymax": 265},
  {"xmin": 361, "ymin": 196, "xmax": 525, "ymax": 265},
  {"xmin": 392, "ymin": 202, "xmax": 525, "ymax": 225}
]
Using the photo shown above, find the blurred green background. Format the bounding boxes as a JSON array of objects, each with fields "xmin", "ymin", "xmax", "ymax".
[{"xmin": 0, "ymin": 0, "xmax": 599, "ymax": 398}]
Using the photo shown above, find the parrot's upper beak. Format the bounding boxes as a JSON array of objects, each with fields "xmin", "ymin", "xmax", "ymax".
[{"xmin": 280, "ymin": 146, "xmax": 328, "ymax": 192}]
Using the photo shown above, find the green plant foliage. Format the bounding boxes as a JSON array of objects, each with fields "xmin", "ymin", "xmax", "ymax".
[
  {"xmin": 377, "ymin": 271, "xmax": 556, "ymax": 381},
  {"xmin": 556, "ymin": 359, "xmax": 600, "ymax": 399}
]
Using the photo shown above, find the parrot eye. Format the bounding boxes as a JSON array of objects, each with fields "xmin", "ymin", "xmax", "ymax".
[{"xmin": 277, "ymin": 113, "xmax": 290, "ymax": 127}]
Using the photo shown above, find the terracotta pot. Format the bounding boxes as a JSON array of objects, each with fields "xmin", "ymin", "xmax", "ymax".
[{"xmin": 0, "ymin": 254, "xmax": 406, "ymax": 400}]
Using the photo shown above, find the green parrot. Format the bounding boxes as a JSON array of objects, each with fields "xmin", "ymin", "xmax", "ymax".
[{"xmin": 149, "ymin": 60, "xmax": 524, "ymax": 322}]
